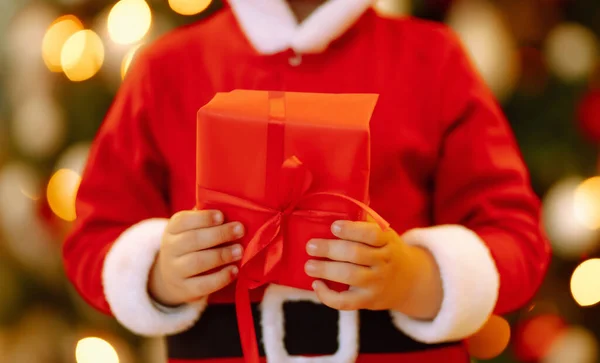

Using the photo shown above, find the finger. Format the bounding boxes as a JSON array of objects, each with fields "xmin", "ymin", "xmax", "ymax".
[
  {"xmin": 172, "ymin": 222, "xmax": 245, "ymax": 256},
  {"xmin": 177, "ymin": 244, "xmax": 244, "ymax": 277},
  {"xmin": 312, "ymin": 280, "xmax": 369, "ymax": 311},
  {"xmin": 185, "ymin": 265, "xmax": 239, "ymax": 300},
  {"xmin": 331, "ymin": 221, "xmax": 390, "ymax": 247},
  {"xmin": 307, "ymin": 239, "xmax": 381, "ymax": 266},
  {"xmin": 305, "ymin": 260, "xmax": 372, "ymax": 287},
  {"xmin": 168, "ymin": 210, "xmax": 224, "ymax": 234}
]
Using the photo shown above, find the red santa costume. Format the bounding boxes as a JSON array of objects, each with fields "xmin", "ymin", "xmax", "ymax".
[{"xmin": 63, "ymin": 0, "xmax": 551, "ymax": 362}]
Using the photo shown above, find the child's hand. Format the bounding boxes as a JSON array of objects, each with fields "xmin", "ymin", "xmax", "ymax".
[
  {"xmin": 305, "ymin": 221, "xmax": 442, "ymax": 318},
  {"xmin": 148, "ymin": 210, "xmax": 245, "ymax": 307}
]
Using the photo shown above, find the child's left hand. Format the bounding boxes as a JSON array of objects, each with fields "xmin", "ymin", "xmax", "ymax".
[{"xmin": 305, "ymin": 220, "xmax": 442, "ymax": 317}]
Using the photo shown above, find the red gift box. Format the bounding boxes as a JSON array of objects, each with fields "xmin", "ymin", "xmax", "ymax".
[{"xmin": 196, "ymin": 90, "xmax": 388, "ymax": 362}]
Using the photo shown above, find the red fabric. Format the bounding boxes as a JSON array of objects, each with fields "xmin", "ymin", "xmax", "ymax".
[
  {"xmin": 62, "ymin": 6, "xmax": 551, "ymax": 361},
  {"xmin": 197, "ymin": 90, "xmax": 390, "ymax": 363}
]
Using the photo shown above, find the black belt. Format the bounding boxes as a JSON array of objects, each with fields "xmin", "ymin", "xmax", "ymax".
[{"xmin": 167, "ymin": 301, "xmax": 459, "ymax": 359}]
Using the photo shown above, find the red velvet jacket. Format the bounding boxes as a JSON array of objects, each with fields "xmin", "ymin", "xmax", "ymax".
[{"xmin": 63, "ymin": 1, "xmax": 551, "ymax": 362}]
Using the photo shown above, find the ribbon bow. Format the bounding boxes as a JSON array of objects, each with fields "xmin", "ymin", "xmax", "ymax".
[{"xmin": 197, "ymin": 157, "xmax": 389, "ymax": 363}]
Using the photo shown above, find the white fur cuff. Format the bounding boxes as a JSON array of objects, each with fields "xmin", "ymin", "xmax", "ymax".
[
  {"xmin": 390, "ymin": 225, "xmax": 500, "ymax": 343},
  {"xmin": 102, "ymin": 218, "xmax": 206, "ymax": 336}
]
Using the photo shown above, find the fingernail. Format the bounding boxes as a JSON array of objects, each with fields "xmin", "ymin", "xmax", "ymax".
[
  {"xmin": 312, "ymin": 281, "xmax": 318, "ymax": 290},
  {"xmin": 331, "ymin": 222, "xmax": 342, "ymax": 235},
  {"xmin": 213, "ymin": 212, "xmax": 223, "ymax": 224},
  {"xmin": 233, "ymin": 223, "xmax": 244, "ymax": 237},
  {"xmin": 305, "ymin": 261, "xmax": 316, "ymax": 273},
  {"xmin": 306, "ymin": 241, "xmax": 317, "ymax": 255},
  {"xmin": 231, "ymin": 266, "xmax": 239, "ymax": 275},
  {"xmin": 232, "ymin": 245, "xmax": 243, "ymax": 259}
]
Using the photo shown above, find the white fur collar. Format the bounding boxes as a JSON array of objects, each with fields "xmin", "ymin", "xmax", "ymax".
[{"xmin": 228, "ymin": 0, "xmax": 375, "ymax": 55}]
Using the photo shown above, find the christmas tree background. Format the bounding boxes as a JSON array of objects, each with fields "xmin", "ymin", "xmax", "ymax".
[{"xmin": 1, "ymin": 0, "xmax": 600, "ymax": 362}]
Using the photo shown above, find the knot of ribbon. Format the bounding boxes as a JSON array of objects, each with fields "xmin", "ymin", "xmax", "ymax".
[{"xmin": 197, "ymin": 157, "xmax": 389, "ymax": 363}]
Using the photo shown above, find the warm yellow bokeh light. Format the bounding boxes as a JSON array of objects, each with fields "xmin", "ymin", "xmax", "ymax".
[
  {"xmin": 168, "ymin": 0, "xmax": 212, "ymax": 16},
  {"xmin": 570, "ymin": 258, "xmax": 600, "ymax": 307},
  {"xmin": 574, "ymin": 177, "xmax": 600, "ymax": 229},
  {"xmin": 546, "ymin": 23, "xmax": 599, "ymax": 82},
  {"xmin": 61, "ymin": 30, "xmax": 105, "ymax": 82},
  {"xmin": 76, "ymin": 337, "xmax": 119, "ymax": 363},
  {"xmin": 108, "ymin": 0, "xmax": 152, "ymax": 45},
  {"xmin": 47, "ymin": 169, "xmax": 81, "ymax": 222},
  {"xmin": 42, "ymin": 15, "xmax": 84, "ymax": 72},
  {"xmin": 121, "ymin": 44, "xmax": 142, "ymax": 80}
]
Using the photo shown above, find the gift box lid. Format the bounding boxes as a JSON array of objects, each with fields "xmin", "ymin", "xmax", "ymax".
[
  {"xmin": 196, "ymin": 90, "xmax": 379, "ymax": 208},
  {"xmin": 199, "ymin": 90, "xmax": 379, "ymax": 129}
]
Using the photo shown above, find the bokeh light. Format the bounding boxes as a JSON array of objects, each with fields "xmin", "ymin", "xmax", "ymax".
[
  {"xmin": 513, "ymin": 314, "xmax": 567, "ymax": 362},
  {"xmin": 12, "ymin": 96, "xmax": 65, "ymax": 158},
  {"xmin": 542, "ymin": 178, "xmax": 599, "ymax": 259},
  {"xmin": 61, "ymin": 30, "xmax": 104, "ymax": 82},
  {"xmin": 46, "ymin": 168, "xmax": 81, "ymax": 222},
  {"xmin": 571, "ymin": 259, "xmax": 600, "ymax": 307},
  {"xmin": 107, "ymin": 0, "xmax": 152, "ymax": 45},
  {"xmin": 6, "ymin": 2, "xmax": 57, "ymax": 71},
  {"xmin": 75, "ymin": 337, "xmax": 119, "ymax": 363},
  {"xmin": 0, "ymin": 163, "xmax": 40, "ymax": 227},
  {"xmin": 90, "ymin": 5, "xmax": 131, "ymax": 88},
  {"xmin": 42, "ymin": 15, "xmax": 84, "ymax": 72},
  {"xmin": 574, "ymin": 177, "xmax": 600, "ymax": 229},
  {"xmin": 121, "ymin": 45, "xmax": 142, "ymax": 80},
  {"xmin": 465, "ymin": 315, "xmax": 511, "ymax": 360},
  {"xmin": 545, "ymin": 23, "xmax": 599, "ymax": 82},
  {"xmin": 168, "ymin": 0, "xmax": 212, "ymax": 16},
  {"xmin": 542, "ymin": 326, "xmax": 598, "ymax": 363},
  {"xmin": 447, "ymin": 0, "xmax": 521, "ymax": 101}
]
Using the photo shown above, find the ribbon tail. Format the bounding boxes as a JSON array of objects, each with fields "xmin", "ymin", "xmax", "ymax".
[
  {"xmin": 241, "ymin": 214, "xmax": 282, "ymax": 267},
  {"xmin": 234, "ymin": 217, "xmax": 284, "ymax": 363},
  {"xmin": 263, "ymin": 227, "xmax": 284, "ymax": 282},
  {"xmin": 235, "ymin": 277, "xmax": 260, "ymax": 363}
]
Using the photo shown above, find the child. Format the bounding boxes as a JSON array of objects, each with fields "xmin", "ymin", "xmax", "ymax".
[{"xmin": 63, "ymin": 0, "xmax": 551, "ymax": 362}]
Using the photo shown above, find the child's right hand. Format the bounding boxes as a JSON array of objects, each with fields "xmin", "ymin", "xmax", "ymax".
[{"xmin": 148, "ymin": 210, "xmax": 245, "ymax": 307}]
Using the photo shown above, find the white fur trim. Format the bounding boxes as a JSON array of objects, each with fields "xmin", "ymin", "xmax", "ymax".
[
  {"xmin": 389, "ymin": 225, "xmax": 500, "ymax": 343},
  {"xmin": 228, "ymin": 0, "xmax": 375, "ymax": 55},
  {"xmin": 102, "ymin": 218, "xmax": 207, "ymax": 336},
  {"xmin": 261, "ymin": 285, "xmax": 359, "ymax": 363}
]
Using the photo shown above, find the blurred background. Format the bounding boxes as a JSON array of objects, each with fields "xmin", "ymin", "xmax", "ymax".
[{"xmin": 0, "ymin": 0, "xmax": 600, "ymax": 362}]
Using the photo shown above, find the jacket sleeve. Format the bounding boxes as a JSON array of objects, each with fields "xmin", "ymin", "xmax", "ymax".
[
  {"xmin": 62, "ymin": 51, "xmax": 206, "ymax": 337},
  {"xmin": 390, "ymin": 28, "xmax": 551, "ymax": 343}
]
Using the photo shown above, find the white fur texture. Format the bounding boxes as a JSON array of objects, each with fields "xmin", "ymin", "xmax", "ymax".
[
  {"xmin": 390, "ymin": 225, "xmax": 500, "ymax": 343},
  {"xmin": 102, "ymin": 218, "xmax": 207, "ymax": 336},
  {"xmin": 261, "ymin": 284, "xmax": 359, "ymax": 363},
  {"xmin": 228, "ymin": 0, "xmax": 375, "ymax": 55}
]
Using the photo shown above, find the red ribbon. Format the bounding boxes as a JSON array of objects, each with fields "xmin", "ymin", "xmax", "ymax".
[
  {"xmin": 196, "ymin": 92, "xmax": 389, "ymax": 363},
  {"xmin": 197, "ymin": 159, "xmax": 389, "ymax": 363}
]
